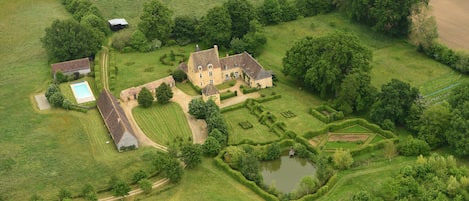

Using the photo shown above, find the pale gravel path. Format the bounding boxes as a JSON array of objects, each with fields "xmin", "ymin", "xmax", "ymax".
[{"xmin": 171, "ymin": 87, "xmax": 208, "ymax": 144}]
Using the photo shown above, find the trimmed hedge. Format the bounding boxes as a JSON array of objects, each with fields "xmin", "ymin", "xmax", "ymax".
[
  {"xmin": 304, "ymin": 118, "xmax": 396, "ymax": 140},
  {"xmin": 220, "ymin": 91, "xmax": 237, "ymax": 100},
  {"xmin": 423, "ymin": 42, "xmax": 469, "ymax": 75},
  {"xmin": 220, "ymin": 102, "xmax": 246, "ymax": 113},
  {"xmin": 214, "ymin": 154, "xmax": 278, "ymax": 201},
  {"xmin": 309, "ymin": 105, "xmax": 344, "ymax": 123},
  {"xmin": 242, "ymin": 87, "xmax": 259, "ymax": 94}
]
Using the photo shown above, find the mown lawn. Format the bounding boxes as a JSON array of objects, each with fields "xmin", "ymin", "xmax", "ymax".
[
  {"xmin": 224, "ymin": 108, "xmax": 279, "ymax": 144},
  {"xmin": 135, "ymin": 158, "xmax": 264, "ymax": 201},
  {"xmin": 175, "ymin": 82, "xmax": 200, "ymax": 96},
  {"xmin": 316, "ymin": 156, "xmax": 415, "ymax": 201},
  {"xmin": 133, "ymin": 102, "xmax": 192, "ymax": 145}
]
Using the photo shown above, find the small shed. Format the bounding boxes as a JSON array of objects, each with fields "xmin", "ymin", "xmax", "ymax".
[
  {"xmin": 51, "ymin": 58, "xmax": 90, "ymax": 79},
  {"xmin": 108, "ymin": 18, "xmax": 128, "ymax": 31}
]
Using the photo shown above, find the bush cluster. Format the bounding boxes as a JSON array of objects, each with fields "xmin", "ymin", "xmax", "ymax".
[
  {"xmin": 238, "ymin": 121, "xmax": 253, "ymax": 129},
  {"xmin": 423, "ymin": 42, "xmax": 469, "ymax": 75},
  {"xmin": 45, "ymin": 84, "xmax": 88, "ymax": 113},
  {"xmin": 397, "ymin": 137, "xmax": 431, "ymax": 156},
  {"xmin": 220, "ymin": 90, "xmax": 237, "ymax": 100}
]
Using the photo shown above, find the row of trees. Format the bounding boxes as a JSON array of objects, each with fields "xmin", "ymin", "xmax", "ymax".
[{"xmin": 137, "ymin": 83, "xmax": 174, "ymax": 108}]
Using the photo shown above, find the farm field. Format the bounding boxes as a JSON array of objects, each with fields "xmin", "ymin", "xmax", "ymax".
[
  {"xmin": 133, "ymin": 102, "xmax": 192, "ymax": 146},
  {"xmin": 431, "ymin": 0, "xmax": 469, "ymax": 51}
]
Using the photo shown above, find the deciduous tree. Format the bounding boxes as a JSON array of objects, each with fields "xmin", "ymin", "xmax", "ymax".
[
  {"xmin": 223, "ymin": 0, "xmax": 256, "ymax": 38},
  {"xmin": 181, "ymin": 143, "xmax": 202, "ymax": 168},
  {"xmin": 370, "ymin": 79, "xmax": 419, "ymax": 126},
  {"xmin": 203, "ymin": 136, "xmax": 221, "ymax": 156},
  {"xmin": 200, "ymin": 6, "xmax": 232, "ymax": 47},
  {"xmin": 138, "ymin": 179, "xmax": 152, "ymax": 194},
  {"xmin": 283, "ymin": 32, "xmax": 372, "ymax": 97},
  {"xmin": 139, "ymin": 0, "xmax": 173, "ymax": 41},
  {"xmin": 132, "ymin": 169, "xmax": 148, "ymax": 183},
  {"xmin": 80, "ymin": 13, "xmax": 109, "ymax": 36},
  {"xmin": 188, "ymin": 98, "xmax": 206, "ymax": 119},
  {"xmin": 112, "ymin": 180, "xmax": 131, "ymax": 197},
  {"xmin": 81, "ymin": 183, "xmax": 97, "ymax": 201},
  {"xmin": 172, "ymin": 16, "xmax": 199, "ymax": 44},
  {"xmin": 332, "ymin": 148, "xmax": 353, "ymax": 170},
  {"xmin": 42, "ymin": 19, "xmax": 103, "ymax": 62},
  {"xmin": 446, "ymin": 83, "xmax": 469, "ymax": 156},
  {"xmin": 258, "ymin": 0, "xmax": 282, "ymax": 25},
  {"xmin": 137, "ymin": 87, "xmax": 153, "ymax": 108},
  {"xmin": 417, "ymin": 103, "xmax": 451, "ymax": 149},
  {"xmin": 156, "ymin": 82, "xmax": 173, "ymax": 104}
]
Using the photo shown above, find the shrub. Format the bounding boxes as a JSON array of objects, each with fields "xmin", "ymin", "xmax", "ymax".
[
  {"xmin": 238, "ymin": 121, "xmax": 253, "ymax": 129},
  {"xmin": 332, "ymin": 148, "xmax": 353, "ymax": 170},
  {"xmin": 172, "ymin": 69, "xmax": 187, "ymax": 82},
  {"xmin": 242, "ymin": 87, "xmax": 258, "ymax": 94},
  {"xmin": 203, "ymin": 136, "xmax": 221, "ymax": 156},
  {"xmin": 220, "ymin": 91, "xmax": 236, "ymax": 100},
  {"xmin": 49, "ymin": 92, "xmax": 65, "ymax": 107},
  {"xmin": 398, "ymin": 138, "xmax": 431, "ymax": 156},
  {"xmin": 137, "ymin": 87, "xmax": 153, "ymax": 108}
]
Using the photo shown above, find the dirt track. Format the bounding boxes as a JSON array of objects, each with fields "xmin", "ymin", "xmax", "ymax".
[{"xmin": 431, "ymin": 0, "xmax": 469, "ymax": 51}]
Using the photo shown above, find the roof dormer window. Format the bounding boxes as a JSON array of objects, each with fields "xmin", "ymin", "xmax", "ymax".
[
  {"xmin": 208, "ymin": 64, "xmax": 213, "ymax": 69},
  {"xmin": 198, "ymin": 65, "xmax": 202, "ymax": 71}
]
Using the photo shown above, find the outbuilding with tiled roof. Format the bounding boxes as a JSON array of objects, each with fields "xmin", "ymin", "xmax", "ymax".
[{"xmin": 97, "ymin": 89, "xmax": 138, "ymax": 152}]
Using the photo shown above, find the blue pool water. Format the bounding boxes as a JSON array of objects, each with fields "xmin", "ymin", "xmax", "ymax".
[{"xmin": 71, "ymin": 82, "xmax": 92, "ymax": 99}]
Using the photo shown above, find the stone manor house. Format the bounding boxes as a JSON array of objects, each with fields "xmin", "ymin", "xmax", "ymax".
[{"xmin": 179, "ymin": 45, "xmax": 273, "ymax": 90}]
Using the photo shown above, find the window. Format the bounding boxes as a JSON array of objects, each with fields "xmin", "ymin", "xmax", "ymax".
[
  {"xmin": 210, "ymin": 80, "xmax": 213, "ymax": 85},
  {"xmin": 235, "ymin": 72, "xmax": 239, "ymax": 78},
  {"xmin": 224, "ymin": 65, "xmax": 228, "ymax": 70},
  {"xmin": 208, "ymin": 64, "xmax": 213, "ymax": 69},
  {"xmin": 198, "ymin": 65, "xmax": 202, "ymax": 71},
  {"xmin": 209, "ymin": 71, "xmax": 213, "ymax": 76},
  {"xmin": 199, "ymin": 73, "xmax": 202, "ymax": 78},
  {"xmin": 225, "ymin": 74, "xmax": 229, "ymax": 80}
]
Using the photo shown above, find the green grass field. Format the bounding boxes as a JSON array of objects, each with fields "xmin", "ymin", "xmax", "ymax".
[
  {"xmin": 175, "ymin": 82, "xmax": 200, "ymax": 96},
  {"xmin": 135, "ymin": 158, "xmax": 264, "ymax": 201},
  {"xmin": 224, "ymin": 108, "xmax": 280, "ymax": 144},
  {"xmin": 133, "ymin": 102, "xmax": 192, "ymax": 145},
  {"xmin": 316, "ymin": 156, "xmax": 415, "ymax": 201}
]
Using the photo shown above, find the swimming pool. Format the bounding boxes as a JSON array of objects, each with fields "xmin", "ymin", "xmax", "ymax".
[{"xmin": 70, "ymin": 81, "xmax": 96, "ymax": 104}]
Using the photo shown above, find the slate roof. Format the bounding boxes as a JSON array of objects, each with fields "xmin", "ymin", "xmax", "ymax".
[
  {"xmin": 188, "ymin": 45, "xmax": 221, "ymax": 72},
  {"xmin": 202, "ymin": 84, "xmax": 219, "ymax": 96},
  {"xmin": 220, "ymin": 52, "xmax": 272, "ymax": 80},
  {"xmin": 51, "ymin": 58, "xmax": 90, "ymax": 74},
  {"xmin": 97, "ymin": 89, "xmax": 136, "ymax": 146}
]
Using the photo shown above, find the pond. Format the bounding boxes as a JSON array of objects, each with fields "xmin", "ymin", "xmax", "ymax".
[{"xmin": 261, "ymin": 155, "xmax": 316, "ymax": 193}]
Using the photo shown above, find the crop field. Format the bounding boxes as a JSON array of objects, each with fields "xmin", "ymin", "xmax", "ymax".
[
  {"xmin": 224, "ymin": 108, "xmax": 279, "ymax": 144},
  {"xmin": 133, "ymin": 102, "xmax": 192, "ymax": 145},
  {"xmin": 431, "ymin": 0, "xmax": 469, "ymax": 51}
]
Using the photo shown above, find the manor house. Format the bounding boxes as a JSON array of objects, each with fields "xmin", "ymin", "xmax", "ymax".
[{"xmin": 179, "ymin": 45, "xmax": 273, "ymax": 89}]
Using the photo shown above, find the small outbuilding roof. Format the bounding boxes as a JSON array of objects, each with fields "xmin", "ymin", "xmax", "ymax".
[
  {"xmin": 51, "ymin": 58, "xmax": 90, "ymax": 74},
  {"xmin": 202, "ymin": 84, "xmax": 219, "ymax": 96},
  {"xmin": 108, "ymin": 18, "xmax": 128, "ymax": 26}
]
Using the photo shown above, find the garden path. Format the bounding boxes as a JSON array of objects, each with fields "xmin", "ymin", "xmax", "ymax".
[
  {"xmin": 219, "ymin": 80, "xmax": 261, "ymax": 108},
  {"xmin": 98, "ymin": 178, "xmax": 169, "ymax": 201},
  {"xmin": 121, "ymin": 100, "xmax": 168, "ymax": 152},
  {"xmin": 171, "ymin": 87, "xmax": 208, "ymax": 144}
]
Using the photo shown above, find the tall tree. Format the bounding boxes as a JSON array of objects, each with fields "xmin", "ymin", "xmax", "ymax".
[
  {"xmin": 156, "ymin": 82, "xmax": 173, "ymax": 104},
  {"xmin": 112, "ymin": 180, "xmax": 131, "ymax": 197},
  {"xmin": 80, "ymin": 13, "xmax": 109, "ymax": 36},
  {"xmin": 42, "ymin": 19, "xmax": 103, "ymax": 62},
  {"xmin": 223, "ymin": 0, "xmax": 256, "ymax": 38},
  {"xmin": 138, "ymin": 87, "xmax": 153, "ymax": 108},
  {"xmin": 172, "ymin": 16, "xmax": 199, "ymax": 44},
  {"xmin": 346, "ymin": 0, "xmax": 426, "ymax": 37},
  {"xmin": 446, "ymin": 83, "xmax": 469, "ymax": 156},
  {"xmin": 258, "ymin": 0, "xmax": 282, "ymax": 25},
  {"xmin": 283, "ymin": 32, "xmax": 372, "ymax": 97},
  {"xmin": 188, "ymin": 98, "xmax": 206, "ymax": 119},
  {"xmin": 200, "ymin": 6, "xmax": 232, "ymax": 47},
  {"xmin": 417, "ymin": 103, "xmax": 451, "ymax": 149},
  {"xmin": 370, "ymin": 79, "xmax": 419, "ymax": 126},
  {"xmin": 279, "ymin": 0, "xmax": 298, "ymax": 22},
  {"xmin": 138, "ymin": 179, "xmax": 152, "ymax": 194},
  {"xmin": 181, "ymin": 143, "xmax": 202, "ymax": 168},
  {"xmin": 81, "ymin": 183, "xmax": 97, "ymax": 201},
  {"xmin": 334, "ymin": 72, "xmax": 377, "ymax": 114},
  {"xmin": 295, "ymin": 0, "xmax": 334, "ymax": 17},
  {"xmin": 409, "ymin": 2, "xmax": 438, "ymax": 49},
  {"xmin": 139, "ymin": 0, "xmax": 173, "ymax": 41}
]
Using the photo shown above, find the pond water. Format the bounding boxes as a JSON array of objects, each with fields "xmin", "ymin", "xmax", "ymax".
[{"xmin": 260, "ymin": 155, "xmax": 316, "ymax": 193}]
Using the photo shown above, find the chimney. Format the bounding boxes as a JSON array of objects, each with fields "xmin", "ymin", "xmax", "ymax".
[
  {"xmin": 226, "ymin": 53, "xmax": 229, "ymax": 57},
  {"xmin": 213, "ymin": 45, "xmax": 218, "ymax": 51},
  {"xmin": 195, "ymin": 44, "xmax": 201, "ymax": 52}
]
